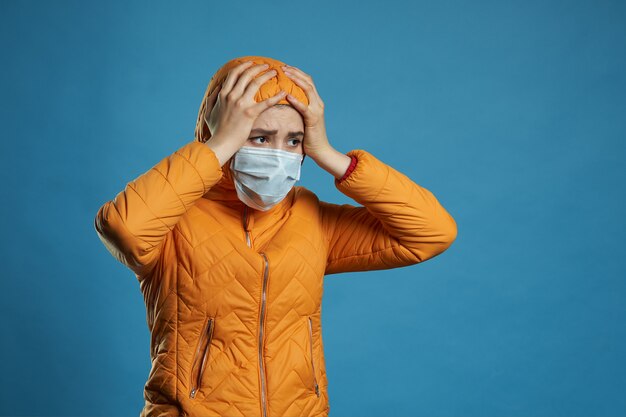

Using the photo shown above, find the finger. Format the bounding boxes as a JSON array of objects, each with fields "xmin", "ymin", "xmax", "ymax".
[
  {"xmin": 284, "ymin": 65, "xmax": 323, "ymax": 101},
  {"xmin": 230, "ymin": 63, "xmax": 271, "ymax": 99},
  {"xmin": 242, "ymin": 69, "xmax": 277, "ymax": 102},
  {"xmin": 284, "ymin": 68, "xmax": 323, "ymax": 105},
  {"xmin": 285, "ymin": 71, "xmax": 313, "ymax": 91},
  {"xmin": 220, "ymin": 61, "xmax": 256, "ymax": 96},
  {"xmin": 285, "ymin": 93, "xmax": 309, "ymax": 116},
  {"xmin": 283, "ymin": 65, "xmax": 315, "ymax": 88},
  {"xmin": 283, "ymin": 65, "xmax": 312, "ymax": 80},
  {"xmin": 252, "ymin": 90, "xmax": 287, "ymax": 114},
  {"xmin": 283, "ymin": 71, "xmax": 319, "ymax": 107}
]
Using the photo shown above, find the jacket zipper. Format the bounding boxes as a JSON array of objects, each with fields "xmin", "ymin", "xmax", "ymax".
[
  {"xmin": 307, "ymin": 316, "xmax": 320, "ymax": 397},
  {"xmin": 243, "ymin": 205, "xmax": 269, "ymax": 417},
  {"xmin": 189, "ymin": 317, "xmax": 215, "ymax": 399},
  {"xmin": 259, "ymin": 253, "xmax": 270, "ymax": 417}
]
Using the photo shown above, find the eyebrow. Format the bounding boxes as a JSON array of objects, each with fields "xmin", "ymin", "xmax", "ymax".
[{"xmin": 250, "ymin": 128, "xmax": 304, "ymax": 138}]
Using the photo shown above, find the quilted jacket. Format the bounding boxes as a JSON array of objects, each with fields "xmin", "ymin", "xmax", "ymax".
[{"xmin": 94, "ymin": 56, "xmax": 458, "ymax": 417}]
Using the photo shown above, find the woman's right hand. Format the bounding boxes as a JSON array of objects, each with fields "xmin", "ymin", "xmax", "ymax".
[{"xmin": 203, "ymin": 61, "xmax": 286, "ymax": 166}]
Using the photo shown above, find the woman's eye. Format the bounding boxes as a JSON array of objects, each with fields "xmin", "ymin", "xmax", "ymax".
[
  {"xmin": 250, "ymin": 136, "xmax": 267, "ymax": 144},
  {"xmin": 288, "ymin": 139, "xmax": 301, "ymax": 146}
]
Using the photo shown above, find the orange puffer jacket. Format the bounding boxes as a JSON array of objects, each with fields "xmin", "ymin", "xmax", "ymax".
[{"xmin": 94, "ymin": 56, "xmax": 457, "ymax": 417}]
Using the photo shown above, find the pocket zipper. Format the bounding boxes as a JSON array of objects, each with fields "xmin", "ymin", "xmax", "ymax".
[
  {"xmin": 190, "ymin": 317, "xmax": 215, "ymax": 399},
  {"xmin": 307, "ymin": 316, "xmax": 320, "ymax": 397}
]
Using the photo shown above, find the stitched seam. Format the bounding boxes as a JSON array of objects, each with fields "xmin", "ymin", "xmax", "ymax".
[
  {"xmin": 102, "ymin": 201, "xmax": 163, "ymax": 279},
  {"xmin": 172, "ymin": 226, "xmax": 193, "ymax": 250},
  {"xmin": 106, "ymin": 200, "xmax": 157, "ymax": 250},
  {"xmin": 327, "ymin": 163, "xmax": 401, "ymax": 263},
  {"xmin": 317, "ymin": 204, "xmax": 332, "ymax": 250},
  {"xmin": 339, "ymin": 152, "xmax": 388, "ymax": 202},
  {"xmin": 127, "ymin": 183, "xmax": 174, "ymax": 232},
  {"xmin": 370, "ymin": 166, "xmax": 391, "ymax": 203},
  {"xmin": 386, "ymin": 184, "xmax": 415, "ymax": 218},
  {"xmin": 152, "ymin": 166, "xmax": 189, "ymax": 213},
  {"xmin": 176, "ymin": 260, "xmax": 194, "ymax": 298},
  {"xmin": 283, "ymin": 211, "xmax": 326, "ymax": 249},
  {"xmin": 327, "ymin": 243, "xmax": 401, "ymax": 264},
  {"xmin": 174, "ymin": 148, "xmax": 208, "ymax": 194},
  {"xmin": 189, "ymin": 226, "xmax": 229, "ymax": 250},
  {"xmin": 287, "ymin": 230, "xmax": 324, "ymax": 273}
]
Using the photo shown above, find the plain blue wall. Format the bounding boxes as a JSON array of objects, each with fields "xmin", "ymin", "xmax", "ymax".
[{"xmin": 1, "ymin": 0, "xmax": 625, "ymax": 416}]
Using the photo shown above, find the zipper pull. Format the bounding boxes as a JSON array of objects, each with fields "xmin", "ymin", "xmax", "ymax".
[{"xmin": 242, "ymin": 205, "xmax": 254, "ymax": 248}]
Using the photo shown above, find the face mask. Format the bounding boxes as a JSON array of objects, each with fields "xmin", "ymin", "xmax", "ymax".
[{"xmin": 229, "ymin": 146, "xmax": 304, "ymax": 211}]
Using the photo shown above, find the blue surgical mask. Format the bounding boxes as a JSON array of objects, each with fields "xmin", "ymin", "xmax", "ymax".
[{"xmin": 229, "ymin": 146, "xmax": 304, "ymax": 211}]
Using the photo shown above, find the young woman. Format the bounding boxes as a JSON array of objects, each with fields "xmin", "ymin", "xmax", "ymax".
[{"xmin": 95, "ymin": 55, "xmax": 457, "ymax": 417}]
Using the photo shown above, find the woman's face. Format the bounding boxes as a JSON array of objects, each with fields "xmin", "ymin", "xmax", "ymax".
[{"xmin": 246, "ymin": 105, "xmax": 304, "ymax": 155}]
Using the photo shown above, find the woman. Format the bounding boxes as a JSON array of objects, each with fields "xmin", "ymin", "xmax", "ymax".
[{"xmin": 94, "ymin": 55, "xmax": 457, "ymax": 417}]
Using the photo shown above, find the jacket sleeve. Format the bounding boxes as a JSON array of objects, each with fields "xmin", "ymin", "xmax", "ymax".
[
  {"xmin": 94, "ymin": 140, "xmax": 224, "ymax": 279},
  {"xmin": 320, "ymin": 149, "xmax": 457, "ymax": 275}
]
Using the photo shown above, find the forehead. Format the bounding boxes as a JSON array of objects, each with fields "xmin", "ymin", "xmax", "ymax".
[{"xmin": 252, "ymin": 106, "xmax": 303, "ymax": 130}]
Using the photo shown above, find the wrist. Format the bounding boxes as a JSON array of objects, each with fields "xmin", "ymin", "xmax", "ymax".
[
  {"xmin": 205, "ymin": 134, "xmax": 241, "ymax": 167},
  {"xmin": 311, "ymin": 146, "xmax": 352, "ymax": 180},
  {"xmin": 308, "ymin": 145, "xmax": 335, "ymax": 162}
]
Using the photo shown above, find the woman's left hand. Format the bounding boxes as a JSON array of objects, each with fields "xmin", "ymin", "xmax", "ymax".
[{"xmin": 281, "ymin": 64, "xmax": 331, "ymax": 160}]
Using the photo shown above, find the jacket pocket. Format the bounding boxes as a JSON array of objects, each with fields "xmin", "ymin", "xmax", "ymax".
[
  {"xmin": 307, "ymin": 316, "xmax": 320, "ymax": 397},
  {"xmin": 189, "ymin": 316, "xmax": 215, "ymax": 399}
]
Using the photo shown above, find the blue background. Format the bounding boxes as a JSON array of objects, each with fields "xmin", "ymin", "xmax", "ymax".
[{"xmin": 1, "ymin": 0, "xmax": 625, "ymax": 416}]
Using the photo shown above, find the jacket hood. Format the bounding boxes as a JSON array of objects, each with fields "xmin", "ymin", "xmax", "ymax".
[{"xmin": 195, "ymin": 55, "xmax": 310, "ymax": 207}]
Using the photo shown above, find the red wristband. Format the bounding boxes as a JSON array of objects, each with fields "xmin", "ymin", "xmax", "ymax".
[{"xmin": 338, "ymin": 155, "xmax": 358, "ymax": 183}]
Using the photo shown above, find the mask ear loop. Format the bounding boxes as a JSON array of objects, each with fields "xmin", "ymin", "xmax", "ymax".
[{"xmin": 301, "ymin": 153, "xmax": 306, "ymax": 165}]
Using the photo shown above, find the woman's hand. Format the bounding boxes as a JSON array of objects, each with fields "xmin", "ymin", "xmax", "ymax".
[
  {"xmin": 281, "ymin": 65, "xmax": 332, "ymax": 160},
  {"xmin": 204, "ymin": 61, "xmax": 287, "ymax": 166},
  {"xmin": 282, "ymin": 64, "xmax": 352, "ymax": 180}
]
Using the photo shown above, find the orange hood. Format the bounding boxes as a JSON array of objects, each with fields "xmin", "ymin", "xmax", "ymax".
[{"xmin": 194, "ymin": 55, "xmax": 310, "ymax": 204}]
